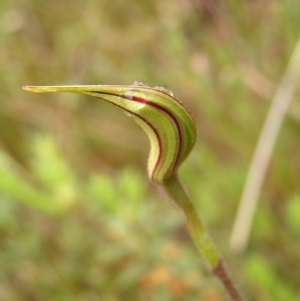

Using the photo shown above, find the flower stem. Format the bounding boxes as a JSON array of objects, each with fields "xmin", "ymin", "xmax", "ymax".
[{"xmin": 163, "ymin": 175, "xmax": 245, "ymax": 301}]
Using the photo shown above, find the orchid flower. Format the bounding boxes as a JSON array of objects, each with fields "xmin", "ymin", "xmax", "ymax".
[{"xmin": 23, "ymin": 82, "xmax": 245, "ymax": 301}]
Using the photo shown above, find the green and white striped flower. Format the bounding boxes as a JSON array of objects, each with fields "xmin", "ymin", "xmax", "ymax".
[
  {"xmin": 23, "ymin": 82, "xmax": 197, "ymax": 184},
  {"xmin": 24, "ymin": 82, "xmax": 245, "ymax": 300}
]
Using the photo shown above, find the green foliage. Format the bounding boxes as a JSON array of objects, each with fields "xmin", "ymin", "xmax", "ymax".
[
  {"xmin": 246, "ymin": 254, "xmax": 298, "ymax": 301},
  {"xmin": 31, "ymin": 135, "xmax": 77, "ymax": 205},
  {"xmin": 285, "ymin": 194, "xmax": 300, "ymax": 236},
  {"xmin": 0, "ymin": 134, "xmax": 213, "ymax": 300},
  {"xmin": 0, "ymin": 135, "xmax": 76, "ymax": 214},
  {"xmin": 0, "ymin": 148, "xmax": 58, "ymax": 214}
]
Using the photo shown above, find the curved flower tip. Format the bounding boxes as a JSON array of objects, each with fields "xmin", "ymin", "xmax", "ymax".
[{"xmin": 23, "ymin": 82, "xmax": 197, "ymax": 184}]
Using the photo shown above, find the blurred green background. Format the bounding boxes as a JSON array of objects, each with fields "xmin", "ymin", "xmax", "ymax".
[{"xmin": 1, "ymin": 1, "xmax": 300, "ymax": 300}]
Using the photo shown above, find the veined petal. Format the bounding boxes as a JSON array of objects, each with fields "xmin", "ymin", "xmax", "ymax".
[{"xmin": 23, "ymin": 84, "xmax": 197, "ymax": 184}]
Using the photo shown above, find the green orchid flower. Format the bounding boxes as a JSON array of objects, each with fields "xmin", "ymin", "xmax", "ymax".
[
  {"xmin": 24, "ymin": 82, "xmax": 196, "ymax": 184},
  {"xmin": 23, "ymin": 82, "xmax": 245, "ymax": 301}
]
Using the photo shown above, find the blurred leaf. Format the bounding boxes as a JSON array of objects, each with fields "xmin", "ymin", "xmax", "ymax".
[
  {"xmin": 88, "ymin": 173, "xmax": 118, "ymax": 214},
  {"xmin": 0, "ymin": 148, "xmax": 59, "ymax": 213},
  {"xmin": 285, "ymin": 194, "xmax": 300, "ymax": 236},
  {"xmin": 118, "ymin": 169, "xmax": 145, "ymax": 205},
  {"xmin": 246, "ymin": 254, "xmax": 297, "ymax": 301},
  {"xmin": 31, "ymin": 134, "xmax": 77, "ymax": 209}
]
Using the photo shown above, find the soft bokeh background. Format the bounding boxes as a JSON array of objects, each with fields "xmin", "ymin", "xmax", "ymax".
[{"xmin": 1, "ymin": 1, "xmax": 300, "ymax": 300}]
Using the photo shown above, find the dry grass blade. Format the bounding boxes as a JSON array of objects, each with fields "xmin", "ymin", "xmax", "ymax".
[
  {"xmin": 238, "ymin": 63, "xmax": 300, "ymax": 122},
  {"xmin": 230, "ymin": 38, "xmax": 300, "ymax": 252}
]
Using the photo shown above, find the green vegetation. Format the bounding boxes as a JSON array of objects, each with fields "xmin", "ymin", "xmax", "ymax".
[{"xmin": 0, "ymin": 1, "xmax": 300, "ymax": 300}]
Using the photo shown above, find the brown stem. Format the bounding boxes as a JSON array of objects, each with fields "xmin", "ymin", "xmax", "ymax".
[{"xmin": 212, "ymin": 260, "xmax": 245, "ymax": 301}]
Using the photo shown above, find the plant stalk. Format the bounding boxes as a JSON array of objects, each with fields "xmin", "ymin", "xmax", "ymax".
[{"xmin": 163, "ymin": 175, "xmax": 245, "ymax": 301}]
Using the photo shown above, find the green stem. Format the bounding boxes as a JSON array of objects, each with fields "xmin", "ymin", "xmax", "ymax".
[{"xmin": 163, "ymin": 175, "xmax": 245, "ymax": 301}]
